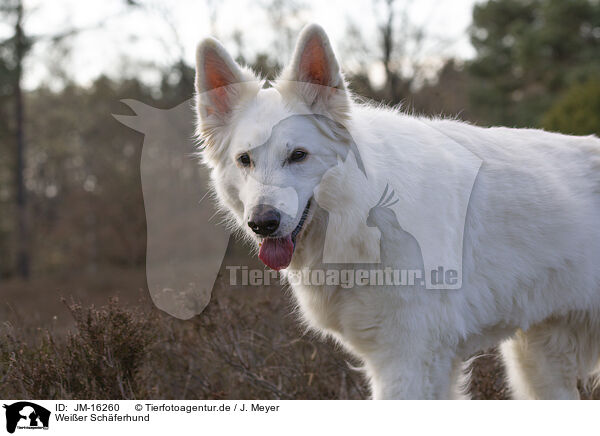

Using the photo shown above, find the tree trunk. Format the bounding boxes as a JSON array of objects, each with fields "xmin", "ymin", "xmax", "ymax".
[
  {"xmin": 381, "ymin": 0, "xmax": 398, "ymax": 103},
  {"xmin": 14, "ymin": 0, "xmax": 29, "ymax": 278}
]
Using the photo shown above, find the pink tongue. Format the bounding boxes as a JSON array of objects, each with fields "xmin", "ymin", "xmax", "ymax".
[{"xmin": 259, "ymin": 235, "xmax": 295, "ymax": 271}]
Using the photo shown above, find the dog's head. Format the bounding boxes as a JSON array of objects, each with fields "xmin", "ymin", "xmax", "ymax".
[{"xmin": 195, "ymin": 24, "xmax": 360, "ymax": 270}]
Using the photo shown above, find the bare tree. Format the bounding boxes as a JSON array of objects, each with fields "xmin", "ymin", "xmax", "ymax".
[
  {"xmin": 263, "ymin": 0, "xmax": 309, "ymax": 61},
  {"xmin": 0, "ymin": 0, "xmax": 31, "ymax": 278},
  {"xmin": 376, "ymin": 0, "xmax": 429, "ymax": 102},
  {"xmin": 0, "ymin": 0, "xmax": 140, "ymax": 278},
  {"xmin": 340, "ymin": 0, "xmax": 455, "ymax": 104},
  {"xmin": 380, "ymin": 0, "xmax": 396, "ymax": 101},
  {"xmin": 13, "ymin": 0, "xmax": 29, "ymax": 278}
]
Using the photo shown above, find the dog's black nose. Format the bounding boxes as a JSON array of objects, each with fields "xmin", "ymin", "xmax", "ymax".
[{"xmin": 248, "ymin": 205, "xmax": 281, "ymax": 236}]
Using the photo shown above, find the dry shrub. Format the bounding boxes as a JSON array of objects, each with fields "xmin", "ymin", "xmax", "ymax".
[
  {"xmin": 2, "ymin": 297, "xmax": 158, "ymax": 399},
  {"xmin": 0, "ymin": 286, "xmax": 368, "ymax": 400},
  {"xmin": 2, "ymin": 288, "xmax": 599, "ymax": 400}
]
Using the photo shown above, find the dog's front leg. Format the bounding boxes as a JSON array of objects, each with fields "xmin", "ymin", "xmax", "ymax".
[{"xmin": 364, "ymin": 346, "xmax": 457, "ymax": 400}]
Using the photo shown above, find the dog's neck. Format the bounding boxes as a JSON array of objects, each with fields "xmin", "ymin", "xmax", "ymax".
[
  {"xmin": 287, "ymin": 205, "xmax": 380, "ymax": 271},
  {"xmin": 288, "ymin": 206, "xmax": 328, "ymax": 271}
]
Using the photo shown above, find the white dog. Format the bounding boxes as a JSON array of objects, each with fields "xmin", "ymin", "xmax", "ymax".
[{"xmin": 194, "ymin": 24, "xmax": 600, "ymax": 399}]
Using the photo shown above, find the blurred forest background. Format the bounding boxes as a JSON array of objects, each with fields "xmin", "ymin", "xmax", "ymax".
[{"xmin": 1, "ymin": 0, "xmax": 600, "ymax": 399}]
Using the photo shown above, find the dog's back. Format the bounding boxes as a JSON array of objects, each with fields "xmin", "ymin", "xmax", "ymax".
[{"xmin": 350, "ymin": 106, "xmax": 600, "ymax": 324}]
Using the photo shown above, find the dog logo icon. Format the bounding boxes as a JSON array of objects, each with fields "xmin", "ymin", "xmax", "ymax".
[{"xmin": 3, "ymin": 402, "xmax": 50, "ymax": 434}]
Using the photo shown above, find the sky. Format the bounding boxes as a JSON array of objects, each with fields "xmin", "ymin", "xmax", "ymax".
[{"xmin": 6, "ymin": 0, "xmax": 482, "ymax": 90}]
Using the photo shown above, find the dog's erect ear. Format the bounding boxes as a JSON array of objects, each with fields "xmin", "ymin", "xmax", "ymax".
[
  {"xmin": 278, "ymin": 24, "xmax": 350, "ymax": 120},
  {"xmin": 289, "ymin": 24, "xmax": 344, "ymax": 89},
  {"xmin": 195, "ymin": 38, "xmax": 258, "ymax": 122}
]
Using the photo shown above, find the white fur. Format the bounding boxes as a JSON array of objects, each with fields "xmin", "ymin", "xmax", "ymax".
[{"xmin": 195, "ymin": 24, "xmax": 600, "ymax": 399}]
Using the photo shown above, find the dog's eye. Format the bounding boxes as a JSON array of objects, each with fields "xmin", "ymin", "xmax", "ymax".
[
  {"xmin": 238, "ymin": 153, "xmax": 251, "ymax": 167},
  {"xmin": 289, "ymin": 149, "xmax": 308, "ymax": 163}
]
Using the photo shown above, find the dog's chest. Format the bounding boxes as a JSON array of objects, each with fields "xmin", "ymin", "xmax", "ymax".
[{"xmin": 290, "ymin": 282, "xmax": 343, "ymax": 334}]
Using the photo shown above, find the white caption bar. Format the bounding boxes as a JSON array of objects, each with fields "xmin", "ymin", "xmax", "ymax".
[{"xmin": 0, "ymin": 400, "xmax": 595, "ymax": 435}]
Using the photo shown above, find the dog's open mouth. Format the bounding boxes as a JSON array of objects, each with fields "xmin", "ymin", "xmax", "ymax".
[{"xmin": 258, "ymin": 199, "xmax": 311, "ymax": 271}]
